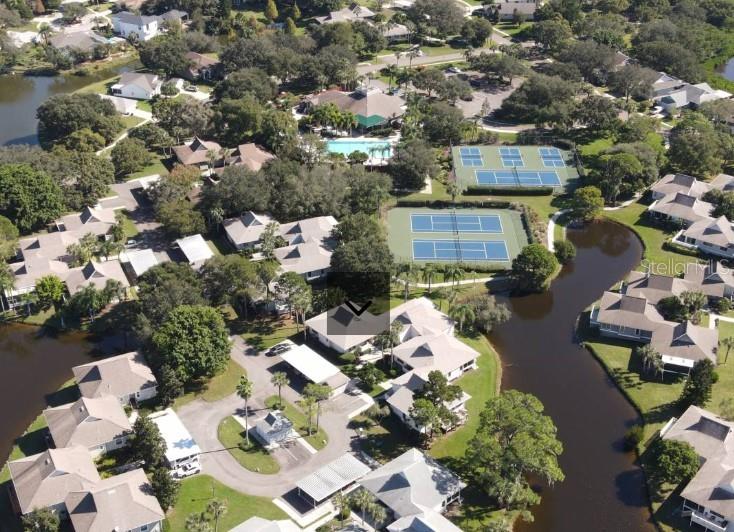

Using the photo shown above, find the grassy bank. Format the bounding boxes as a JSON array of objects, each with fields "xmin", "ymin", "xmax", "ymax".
[{"xmin": 264, "ymin": 396, "xmax": 328, "ymax": 450}]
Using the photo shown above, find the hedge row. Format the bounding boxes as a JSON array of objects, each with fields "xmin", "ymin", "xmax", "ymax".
[
  {"xmin": 464, "ymin": 186, "xmax": 554, "ymax": 196},
  {"xmin": 395, "ymin": 199, "xmax": 513, "ymax": 209},
  {"xmin": 662, "ymin": 240, "xmax": 701, "ymax": 258}
]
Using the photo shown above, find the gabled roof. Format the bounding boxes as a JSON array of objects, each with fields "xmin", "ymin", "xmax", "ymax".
[
  {"xmin": 73, "ymin": 351, "xmax": 157, "ymax": 400},
  {"xmin": 111, "ymin": 11, "xmax": 158, "ymax": 26},
  {"xmin": 274, "ymin": 241, "xmax": 333, "ymax": 275},
  {"xmin": 389, "ymin": 297, "xmax": 454, "ymax": 340},
  {"xmin": 648, "ymin": 192, "xmax": 713, "ymax": 224},
  {"xmin": 305, "ymin": 305, "xmax": 382, "ymax": 352},
  {"xmin": 8, "ymin": 446, "xmax": 100, "ymax": 514},
  {"xmin": 116, "ymin": 72, "xmax": 161, "ymax": 93},
  {"xmin": 230, "ymin": 517, "xmax": 300, "ymax": 532},
  {"xmin": 315, "ymin": 3, "xmax": 375, "ymax": 23},
  {"xmin": 359, "ymin": 448, "xmax": 465, "ymax": 518},
  {"xmin": 65, "ymin": 260, "xmax": 130, "ymax": 295},
  {"xmin": 175, "ymin": 234, "xmax": 214, "ymax": 266},
  {"xmin": 392, "ymin": 333, "xmax": 479, "ymax": 375},
  {"xmin": 683, "ymin": 216, "xmax": 734, "ymax": 249},
  {"xmin": 223, "ymin": 211, "xmax": 275, "ymax": 247},
  {"xmin": 231, "ymin": 143, "xmax": 275, "ymax": 172},
  {"xmin": 387, "ymin": 511, "xmax": 463, "ymax": 532},
  {"xmin": 649, "ymin": 320, "xmax": 718, "ymax": 368},
  {"xmin": 594, "ymin": 291, "xmax": 668, "ymax": 331},
  {"xmin": 307, "ymin": 88, "xmax": 406, "ymax": 127},
  {"xmin": 44, "ymin": 396, "xmax": 132, "ymax": 449},
  {"xmin": 711, "ymin": 173, "xmax": 734, "ymax": 192},
  {"xmin": 624, "ymin": 271, "xmax": 694, "ymax": 304},
  {"xmin": 66, "ymin": 468, "xmax": 164, "ymax": 532},
  {"xmin": 49, "ymin": 30, "xmax": 108, "ymax": 52},
  {"xmin": 172, "ymin": 137, "xmax": 224, "ymax": 165},
  {"xmin": 7, "ymin": 258, "xmax": 69, "ymax": 291},
  {"xmin": 684, "ymin": 261, "xmax": 734, "ymax": 298},
  {"xmin": 650, "ymin": 173, "xmax": 711, "ymax": 199}
]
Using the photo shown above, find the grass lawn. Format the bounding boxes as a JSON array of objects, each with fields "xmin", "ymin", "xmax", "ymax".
[
  {"xmin": 240, "ymin": 317, "xmax": 300, "ymax": 351},
  {"xmin": 583, "ymin": 315, "xmax": 734, "ymax": 531},
  {"xmin": 264, "ymin": 396, "xmax": 328, "ymax": 450},
  {"xmin": 121, "ymin": 115, "xmax": 144, "ymax": 129},
  {"xmin": 430, "ymin": 334, "xmax": 499, "ymax": 459},
  {"xmin": 174, "ymin": 358, "xmax": 245, "ymax": 410},
  {"xmin": 165, "ymin": 475, "xmax": 287, "ymax": 531},
  {"xmin": 217, "ymin": 416, "xmax": 280, "ymax": 474},
  {"xmin": 604, "ymin": 201, "xmax": 701, "ymax": 273},
  {"xmin": 137, "ymin": 100, "xmax": 153, "ymax": 113},
  {"xmin": 494, "ymin": 21, "xmax": 533, "ymax": 37},
  {"xmin": 124, "ymin": 154, "xmax": 170, "ymax": 181},
  {"xmin": 118, "ymin": 209, "xmax": 139, "ymax": 238}
]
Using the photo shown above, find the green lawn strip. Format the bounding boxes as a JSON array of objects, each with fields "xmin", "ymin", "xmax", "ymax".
[
  {"xmin": 494, "ymin": 22, "xmax": 533, "ymax": 37},
  {"xmin": 165, "ymin": 474, "xmax": 287, "ymax": 531},
  {"xmin": 217, "ymin": 416, "xmax": 280, "ymax": 474},
  {"xmin": 174, "ymin": 358, "xmax": 245, "ymax": 410},
  {"xmin": 430, "ymin": 334, "xmax": 499, "ymax": 459},
  {"xmin": 124, "ymin": 154, "xmax": 170, "ymax": 181},
  {"xmin": 240, "ymin": 317, "xmax": 300, "ymax": 351},
  {"xmin": 604, "ymin": 201, "xmax": 700, "ymax": 272},
  {"xmin": 137, "ymin": 100, "xmax": 153, "ymax": 113},
  {"xmin": 582, "ymin": 317, "xmax": 734, "ymax": 531},
  {"xmin": 264, "ymin": 396, "xmax": 328, "ymax": 450},
  {"xmin": 119, "ymin": 209, "xmax": 139, "ymax": 238}
]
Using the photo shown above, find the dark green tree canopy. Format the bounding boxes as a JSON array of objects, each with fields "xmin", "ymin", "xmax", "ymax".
[{"xmin": 0, "ymin": 163, "xmax": 64, "ymax": 233}]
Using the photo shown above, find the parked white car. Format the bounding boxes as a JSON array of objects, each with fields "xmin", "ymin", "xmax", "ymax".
[{"xmin": 172, "ymin": 461, "xmax": 201, "ymax": 479}]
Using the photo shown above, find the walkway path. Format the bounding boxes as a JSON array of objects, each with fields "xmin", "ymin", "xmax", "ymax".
[
  {"xmin": 707, "ymin": 313, "xmax": 734, "ymax": 330},
  {"xmin": 96, "ymin": 108, "xmax": 152, "ymax": 156},
  {"xmin": 177, "ymin": 336, "xmax": 367, "ymax": 498},
  {"xmin": 547, "ymin": 210, "xmax": 568, "ymax": 251}
]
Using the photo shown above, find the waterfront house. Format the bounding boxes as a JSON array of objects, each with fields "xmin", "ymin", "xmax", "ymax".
[
  {"xmin": 65, "ymin": 468, "xmax": 165, "ymax": 532},
  {"xmin": 683, "ymin": 261, "xmax": 734, "ymax": 300},
  {"xmin": 64, "ymin": 260, "xmax": 130, "ymax": 297},
  {"xmin": 648, "ymin": 192, "xmax": 714, "ymax": 227},
  {"xmin": 650, "ymin": 174, "xmax": 712, "ymax": 202},
  {"xmin": 72, "ymin": 351, "xmax": 158, "ymax": 405},
  {"xmin": 388, "ymin": 297, "xmax": 455, "ymax": 342},
  {"xmin": 390, "ymin": 333, "xmax": 479, "ymax": 381},
  {"xmin": 358, "ymin": 448, "xmax": 465, "ymax": 531},
  {"xmin": 623, "ymin": 272, "xmax": 695, "ymax": 305},
  {"xmin": 660, "ymin": 406, "xmax": 734, "ymax": 532},
  {"xmin": 679, "ymin": 216, "xmax": 734, "ymax": 259},
  {"xmin": 7, "ymin": 446, "xmax": 100, "ymax": 516},
  {"xmin": 110, "ymin": 11, "xmax": 159, "ymax": 41},
  {"xmin": 110, "ymin": 72, "xmax": 162, "ymax": 100},
  {"xmin": 44, "ymin": 396, "xmax": 132, "ymax": 456},
  {"xmin": 49, "ymin": 30, "xmax": 109, "ymax": 56}
]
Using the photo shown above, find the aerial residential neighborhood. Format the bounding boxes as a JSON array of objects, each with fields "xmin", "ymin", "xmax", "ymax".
[{"xmin": 3, "ymin": 0, "xmax": 734, "ymax": 531}]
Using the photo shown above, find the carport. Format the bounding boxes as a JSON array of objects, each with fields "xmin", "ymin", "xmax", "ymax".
[
  {"xmin": 280, "ymin": 344, "xmax": 351, "ymax": 397},
  {"xmin": 295, "ymin": 453, "xmax": 371, "ymax": 507}
]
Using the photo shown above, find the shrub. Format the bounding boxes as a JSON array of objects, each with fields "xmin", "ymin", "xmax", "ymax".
[
  {"xmin": 554, "ymin": 240, "xmax": 576, "ymax": 264},
  {"xmin": 716, "ymin": 298, "xmax": 731, "ymax": 314},
  {"xmin": 624, "ymin": 425, "xmax": 644, "ymax": 451},
  {"xmin": 464, "ymin": 185, "xmax": 554, "ymax": 196},
  {"xmin": 339, "ymin": 351, "xmax": 357, "ymax": 364}
]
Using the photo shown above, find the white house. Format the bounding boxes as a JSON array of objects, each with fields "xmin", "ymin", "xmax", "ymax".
[
  {"xmin": 149, "ymin": 408, "xmax": 201, "ymax": 472},
  {"xmin": 175, "ymin": 234, "xmax": 214, "ymax": 269},
  {"xmin": 111, "ymin": 72, "xmax": 162, "ymax": 100},
  {"xmin": 279, "ymin": 342, "xmax": 352, "ymax": 397},
  {"xmin": 43, "ymin": 396, "xmax": 132, "ymax": 456},
  {"xmin": 110, "ymin": 11, "xmax": 159, "ymax": 40},
  {"xmin": 72, "ymin": 351, "xmax": 158, "ymax": 405},
  {"xmin": 253, "ymin": 411, "xmax": 294, "ymax": 449}
]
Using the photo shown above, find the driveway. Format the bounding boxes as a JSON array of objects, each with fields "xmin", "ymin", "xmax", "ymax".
[{"xmin": 177, "ymin": 337, "xmax": 370, "ymax": 498}]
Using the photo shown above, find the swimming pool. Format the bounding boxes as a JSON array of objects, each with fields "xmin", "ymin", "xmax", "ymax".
[{"xmin": 325, "ymin": 138, "xmax": 394, "ymax": 161}]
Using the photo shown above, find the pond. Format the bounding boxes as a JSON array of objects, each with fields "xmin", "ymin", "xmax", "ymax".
[
  {"xmin": 491, "ymin": 220, "xmax": 655, "ymax": 532},
  {"xmin": 0, "ymin": 62, "xmax": 138, "ymax": 146},
  {"xmin": 718, "ymin": 57, "xmax": 734, "ymax": 81},
  {"xmin": 0, "ymin": 323, "xmax": 94, "ymax": 465}
]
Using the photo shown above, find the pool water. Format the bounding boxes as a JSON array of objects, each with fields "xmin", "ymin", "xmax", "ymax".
[{"xmin": 325, "ymin": 138, "xmax": 393, "ymax": 160}]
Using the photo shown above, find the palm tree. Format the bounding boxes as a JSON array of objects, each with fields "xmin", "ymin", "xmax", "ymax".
[
  {"xmin": 301, "ymin": 396, "xmax": 317, "ymax": 435},
  {"xmin": 422, "ymin": 263, "xmax": 438, "ymax": 294},
  {"xmin": 236, "ymin": 375, "xmax": 253, "ymax": 445},
  {"xmin": 351, "ymin": 489, "xmax": 373, "ymax": 526},
  {"xmin": 636, "ymin": 344, "xmax": 661, "ymax": 375},
  {"xmin": 444, "ymin": 264, "xmax": 465, "ymax": 288},
  {"xmin": 37, "ymin": 23, "xmax": 52, "ymax": 46},
  {"xmin": 206, "ymin": 500, "xmax": 227, "ymax": 532},
  {"xmin": 367, "ymin": 502, "xmax": 387, "ymax": 528},
  {"xmin": 206, "ymin": 149, "xmax": 218, "ymax": 176},
  {"xmin": 271, "ymin": 372, "xmax": 289, "ymax": 408},
  {"xmin": 332, "ymin": 492, "xmax": 350, "ymax": 525},
  {"xmin": 185, "ymin": 513, "xmax": 211, "ymax": 532},
  {"xmin": 449, "ymin": 302, "xmax": 475, "ymax": 333},
  {"xmin": 721, "ymin": 336, "xmax": 734, "ymax": 363},
  {"xmin": 397, "ymin": 263, "xmax": 418, "ymax": 302}
]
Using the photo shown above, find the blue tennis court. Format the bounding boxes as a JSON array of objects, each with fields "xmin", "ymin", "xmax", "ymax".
[
  {"xmin": 411, "ymin": 213, "xmax": 502, "ymax": 233},
  {"xmin": 476, "ymin": 170, "xmax": 562, "ymax": 186},
  {"xmin": 539, "ymin": 147, "xmax": 565, "ymax": 168},
  {"xmin": 500, "ymin": 146, "xmax": 524, "ymax": 167},
  {"xmin": 460, "ymin": 147, "xmax": 483, "ymax": 167},
  {"xmin": 413, "ymin": 239, "xmax": 510, "ymax": 261}
]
